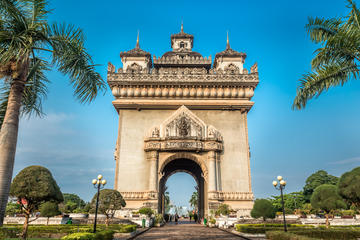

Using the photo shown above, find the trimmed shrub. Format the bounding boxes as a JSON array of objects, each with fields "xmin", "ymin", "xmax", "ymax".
[
  {"xmin": 267, "ymin": 231, "xmax": 319, "ymax": 240},
  {"xmin": 62, "ymin": 230, "xmax": 114, "ymax": 240},
  {"xmin": 62, "ymin": 232, "xmax": 95, "ymax": 240},
  {"xmin": 235, "ymin": 224, "xmax": 314, "ymax": 234},
  {"xmin": 118, "ymin": 224, "xmax": 136, "ymax": 233},
  {"xmin": 291, "ymin": 229, "xmax": 360, "ymax": 240},
  {"xmin": 138, "ymin": 207, "xmax": 153, "ymax": 217}
]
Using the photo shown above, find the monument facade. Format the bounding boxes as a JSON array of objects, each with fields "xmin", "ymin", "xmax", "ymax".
[{"xmin": 107, "ymin": 25, "xmax": 259, "ymax": 217}]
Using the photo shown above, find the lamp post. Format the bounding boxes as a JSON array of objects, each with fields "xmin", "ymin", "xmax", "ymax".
[
  {"xmin": 272, "ymin": 176, "xmax": 287, "ymax": 232},
  {"xmin": 92, "ymin": 174, "xmax": 107, "ymax": 233}
]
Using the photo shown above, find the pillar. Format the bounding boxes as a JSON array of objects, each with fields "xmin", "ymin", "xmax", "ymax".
[
  {"xmin": 207, "ymin": 151, "xmax": 217, "ymax": 192},
  {"xmin": 147, "ymin": 151, "xmax": 158, "ymax": 192}
]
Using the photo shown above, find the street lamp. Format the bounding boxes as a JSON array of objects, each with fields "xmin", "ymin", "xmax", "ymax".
[
  {"xmin": 273, "ymin": 175, "xmax": 287, "ymax": 232},
  {"xmin": 92, "ymin": 174, "xmax": 107, "ymax": 233}
]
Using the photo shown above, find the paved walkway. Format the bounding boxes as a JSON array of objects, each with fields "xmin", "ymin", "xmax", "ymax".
[{"xmin": 133, "ymin": 221, "xmax": 246, "ymax": 240}]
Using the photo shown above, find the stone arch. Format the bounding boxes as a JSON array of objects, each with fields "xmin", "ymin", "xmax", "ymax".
[{"xmin": 159, "ymin": 152, "xmax": 208, "ymax": 179}]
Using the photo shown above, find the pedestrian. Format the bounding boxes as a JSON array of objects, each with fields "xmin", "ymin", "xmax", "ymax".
[
  {"xmin": 175, "ymin": 213, "xmax": 178, "ymax": 224},
  {"xmin": 194, "ymin": 213, "xmax": 198, "ymax": 223}
]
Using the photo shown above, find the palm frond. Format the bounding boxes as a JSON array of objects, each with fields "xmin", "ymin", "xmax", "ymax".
[
  {"xmin": 293, "ymin": 63, "xmax": 359, "ymax": 109},
  {"xmin": 306, "ymin": 17, "xmax": 342, "ymax": 44},
  {"xmin": 48, "ymin": 23, "xmax": 105, "ymax": 103},
  {"xmin": 21, "ymin": 57, "xmax": 48, "ymax": 116}
]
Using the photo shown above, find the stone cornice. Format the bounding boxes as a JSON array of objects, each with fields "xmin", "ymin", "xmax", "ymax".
[
  {"xmin": 107, "ymin": 72, "xmax": 259, "ymax": 87},
  {"xmin": 112, "ymin": 99, "xmax": 254, "ymax": 111}
]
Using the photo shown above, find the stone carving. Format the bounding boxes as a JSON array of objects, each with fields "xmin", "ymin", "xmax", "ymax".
[
  {"xmin": 107, "ymin": 62, "xmax": 115, "ymax": 73},
  {"xmin": 224, "ymin": 64, "xmax": 240, "ymax": 74},
  {"xmin": 242, "ymin": 68, "xmax": 248, "ymax": 74},
  {"xmin": 250, "ymin": 62, "xmax": 258, "ymax": 73},
  {"xmin": 176, "ymin": 116, "xmax": 190, "ymax": 137},
  {"xmin": 126, "ymin": 63, "xmax": 142, "ymax": 73},
  {"xmin": 208, "ymin": 191, "xmax": 254, "ymax": 201},
  {"xmin": 163, "ymin": 109, "xmax": 204, "ymax": 139},
  {"xmin": 150, "ymin": 127, "xmax": 160, "ymax": 138},
  {"xmin": 121, "ymin": 191, "xmax": 158, "ymax": 200},
  {"xmin": 207, "ymin": 125, "xmax": 223, "ymax": 141}
]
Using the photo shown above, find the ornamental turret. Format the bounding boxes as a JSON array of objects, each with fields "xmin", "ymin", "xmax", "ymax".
[
  {"xmin": 213, "ymin": 33, "xmax": 247, "ymax": 74},
  {"xmin": 119, "ymin": 32, "xmax": 152, "ymax": 73}
]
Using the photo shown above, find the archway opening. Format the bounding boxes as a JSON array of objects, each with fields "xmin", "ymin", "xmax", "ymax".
[{"xmin": 158, "ymin": 158, "xmax": 205, "ymax": 219}]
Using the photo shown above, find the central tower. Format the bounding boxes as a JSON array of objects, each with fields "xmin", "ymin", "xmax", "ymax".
[{"xmin": 107, "ymin": 25, "xmax": 259, "ymax": 217}]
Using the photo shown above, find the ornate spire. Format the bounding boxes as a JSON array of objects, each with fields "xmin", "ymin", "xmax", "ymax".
[
  {"xmin": 136, "ymin": 30, "xmax": 140, "ymax": 49},
  {"xmin": 226, "ymin": 31, "xmax": 230, "ymax": 50},
  {"xmin": 181, "ymin": 21, "xmax": 184, "ymax": 33}
]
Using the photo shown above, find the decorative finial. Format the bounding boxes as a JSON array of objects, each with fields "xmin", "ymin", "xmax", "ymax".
[
  {"xmin": 226, "ymin": 31, "xmax": 230, "ymax": 49},
  {"xmin": 136, "ymin": 30, "xmax": 140, "ymax": 49},
  {"xmin": 181, "ymin": 20, "xmax": 184, "ymax": 33}
]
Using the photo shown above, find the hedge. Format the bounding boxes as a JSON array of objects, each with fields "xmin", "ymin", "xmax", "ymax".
[
  {"xmin": 291, "ymin": 229, "xmax": 360, "ymax": 240},
  {"xmin": 266, "ymin": 231, "xmax": 319, "ymax": 240},
  {"xmin": 235, "ymin": 224, "xmax": 314, "ymax": 234},
  {"xmin": 0, "ymin": 224, "xmax": 137, "ymax": 238},
  {"xmin": 62, "ymin": 230, "xmax": 114, "ymax": 240}
]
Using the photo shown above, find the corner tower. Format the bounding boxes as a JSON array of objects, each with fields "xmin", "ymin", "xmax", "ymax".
[{"xmin": 107, "ymin": 27, "xmax": 259, "ymax": 218}]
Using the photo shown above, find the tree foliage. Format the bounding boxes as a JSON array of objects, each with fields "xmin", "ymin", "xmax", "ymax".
[
  {"xmin": 5, "ymin": 201, "xmax": 21, "ymax": 216},
  {"xmin": 251, "ymin": 199, "xmax": 276, "ymax": 221},
  {"xmin": 270, "ymin": 191, "xmax": 305, "ymax": 212},
  {"xmin": 138, "ymin": 207, "xmax": 154, "ymax": 217},
  {"xmin": 40, "ymin": 201, "xmax": 60, "ymax": 225},
  {"xmin": 338, "ymin": 167, "xmax": 360, "ymax": 208},
  {"xmin": 303, "ymin": 170, "xmax": 338, "ymax": 202},
  {"xmin": 311, "ymin": 184, "xmax": 346, "ymax": 228},
  {"xmin": 90, "ymin": 189, "xmax": 125, "ymax": 226},
  {"xmin": 311, "ymin": 184, "xmax": 346, "ymax": 213},
  {"xmin": 215, "ymin": 204, "xmax": 231, "ymax": 216},
  {"xmin": 9, "ymin": 165, "xmax": 63, "ymax": 238},
  {"xmin": 189, "ymin": 191, "xmax": 198, "ymax": 211},
  {"xmin": 293, "ymin": 0, "xmax": 360, "ymax": 109},
  {"xmin": 59, "ymin": 193, "xmax": 86, "ymax": 213}
]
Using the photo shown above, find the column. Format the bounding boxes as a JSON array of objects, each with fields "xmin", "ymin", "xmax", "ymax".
[
  {"xmin": 148, "ymin": 151, "xmax": 158, "ymax": 192},
  {"xmin": 216, "ymin": 156, "xmax": 222, "ymax": 191},
  {"xmin": 207, "ymin": 151, "xmax": 217, "ymax": 192}
]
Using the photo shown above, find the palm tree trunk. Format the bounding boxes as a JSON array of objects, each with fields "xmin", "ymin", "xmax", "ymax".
[{"xmin": 0, "ymin": 63, "xmax": 28, "ymax": 226}]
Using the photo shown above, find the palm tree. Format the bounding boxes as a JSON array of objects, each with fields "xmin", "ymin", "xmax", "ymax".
[
  {"xmin": 293, "ymin": 0, "xmax": 360, "ymax": 109},
  {"xmin": 0, "ymin": 0, "xmax": 105, "ymax": 224},
  {"xmin": 189, "ymin": 191, "xmax": 198, "ymax": 212}
]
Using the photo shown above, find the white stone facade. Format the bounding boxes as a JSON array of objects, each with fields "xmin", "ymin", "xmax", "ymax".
[{"xmin": 107, "ymin": 27, "xmax": 258, "ymax": 217}]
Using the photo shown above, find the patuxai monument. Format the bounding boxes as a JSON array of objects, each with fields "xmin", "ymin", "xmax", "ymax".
[{"xmin": 107, "ymin": 25, "xmax": 259, "ymax": 218}]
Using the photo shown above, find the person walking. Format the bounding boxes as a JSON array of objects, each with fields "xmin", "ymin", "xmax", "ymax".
[
  {"xmin": 175, "ymin": 213, "xmax": 179, "ymax": 224},
  {"xmin": 194, "ymin": 213, "xmax": 198, "ymax": 223}
]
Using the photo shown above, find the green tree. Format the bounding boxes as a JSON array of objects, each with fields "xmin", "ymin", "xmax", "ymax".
[
  {"xmin": 9, "ymin": 165, "xmax": 63, "ymax": 239},
  {"xmin": 338, "ymin": 167, "xmax": 360, "ymax": 208},
  {"xmin": 59, "ymin": 193, "xmax": 86, "ymax": 213},
  {"xmin": 251, "ymin": 199, "xmax": 276, "ymax": 221},
  {"xmin": 310, "ymin": 184, "xmax": 346, "ymax": 228},
  {"xmin": 0, "ymin": 0, "xmax": 105, "ymax": 225},
  {"xmin": 215, "ymin": 204, "xmax": 231, "ymax": 216},
  {"xmin": 293, "ymin": 0, "xmax": 360, "ymax": 109},
  {"xmin": 5, "ymin": 201, "xmax": 21, "ymax": 216},
  {"xmin": 138, "ymin": 207, "xmax": 154, "ymax": 217},
  {"xmin": 90, "ymin": 189, "xmax": 125, "ymax": 227},
  {"xmin": 164, "ymin": 191, "xmax": 171, "ymax": 213},
  {"xmin": 303, "ymin": 170, "xmax": 338, "ymax": 202},
  {"xmin": 189, "ymin": 191, "xmax": 198, "ymax": 212},
  {"xmin": 40, "ymin": 201, "xmax": 60, "ymax": 225},
  {"xmin": 270, "ymin": 192, "xmax": 305, "ymax": 213}
]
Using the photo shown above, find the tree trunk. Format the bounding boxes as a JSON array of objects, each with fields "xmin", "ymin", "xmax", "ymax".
[
  {"xmin": 21, "ymin": 213, "xmax": 29, "ymax": 240},
  {"xmin": 0, "ymin": 61, "xmax": 28, "ymax": 226},
  {"xmin": 47, "ymin": 217, "xmax": 49, "ymax": 225},
  {"xmin": 105, "ymin": 217, "xmax": 109, "ymax": 227},
  {"xmin": 325, "ymin": 213, "xmax": 329, "ymax": 228}
]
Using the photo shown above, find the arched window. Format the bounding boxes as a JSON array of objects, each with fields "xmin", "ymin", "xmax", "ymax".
[{"xmin": 180, "ymin": 42, "xmax": 185, "ymax": 48}]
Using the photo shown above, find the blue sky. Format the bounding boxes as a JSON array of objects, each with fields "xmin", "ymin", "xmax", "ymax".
[{"xmin": 12, "ymin": 0, "xmax": 360, "ymax": 208}]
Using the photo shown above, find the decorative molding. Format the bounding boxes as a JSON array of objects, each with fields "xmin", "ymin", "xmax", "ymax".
[
  {"xmin": 121, "ymin": 191, "xmax": 158, "ymax": 200},
  {"xmin": 208, "ymin": 191, "xmax": 254, "ymax": 201}
]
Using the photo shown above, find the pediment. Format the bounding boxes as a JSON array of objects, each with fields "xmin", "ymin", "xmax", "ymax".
[{"xmin": 147, "ymin": 105, "xmax": 222, "ymax": 141}]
